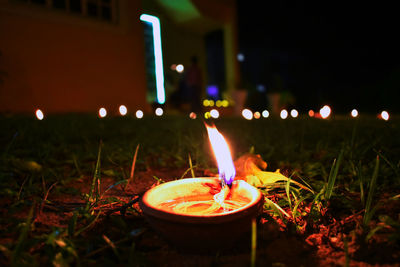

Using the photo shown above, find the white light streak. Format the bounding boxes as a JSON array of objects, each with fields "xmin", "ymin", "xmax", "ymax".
[{"xmin": 140, "ymin": 14, "xmax": 165, "ymax": 104}]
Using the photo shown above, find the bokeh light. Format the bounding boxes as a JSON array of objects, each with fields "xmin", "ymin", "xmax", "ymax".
[
  {"xmin": 99, "ymin": 107, "xmax": 107, "ymax": 118},
  {"xmin": 136, "ymin": 110, "xmax": 144, "ymax": 119},
  {"xmin": 155, "ymin": 107, "xmax": 163, "ymax": 116},
  {"xmin": 262, "ymin": 110, "xmax": 269, "ymax": 118},
  {"xmin": 119, "ymin": 105, "xmax": 127, "ymax": 116},
  {"xmin": 351, "ymin": 109, "xmax": 358, "ymax": 118},
  {"xmin": 189, "ymin": 112, "xmax": 197, "ymax": 119},
  {"xmin": 308, "ymin": 110, "xmax": 315, "ymax": 117},
  {"xmin": 320, "ymin": 105, "xmax": 331, "ymax": 119},
  {"xmin": 280, "ymin": 109, "xmax": 288, "ymax": 119},
  {"xmin": 381, "ymin": 110, "xmax": 389, "ymax": 121},
  {"xmin": 254, "ymin": 111, "xmax": 261, "ymax": 119},
  {"xmin": 35, "ymin": 109, "xmax": 44, "ymax": 120},
  {"xmin": 210, "ymin": 109, "xmax": 219, "ymax": 119},
  {"xmin": 176, "ymin": 64, "xmax": 184, "ymax": 73},
  {"xmin": 290, "ymin": 109, "xmax": 298, "ymax": 118},
  {"xmin": 242, "ymin": 109, "xmax": 253, "ymax": 120}
]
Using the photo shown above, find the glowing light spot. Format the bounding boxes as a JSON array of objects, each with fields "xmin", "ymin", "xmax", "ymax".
[
  {"xmin": 320, "ymin": 105, "xmax": 331, "ymax": 119},
  {"xmin": 207, "ymin": 85, "xmax": 219, "ymax": 98},
  {"xmin": 262, "ymin": 110, "xmax": 269, "ymax": 118},
  {"xmin": 216, "ymin": 100, "xmax": 222, "ymax": 107},
  {"xmin": 189, "ymin": 112, "xmax": 197, "ymax": 119},
  {"xmin": 237, "ymin": 53, "xmax": 245, "ymax": 62},
  {"xmin": 221, "ymin": 100, "xmax": 229, "ymax": 107},
  {"xmin": 242, "ymin": 109, "xmax": 253, "ymax": 120},
  {"xmin": 254, "ymin": 111, "xmax": 261, "ymax": 119},
  {"xmin": 210, "ymin": 109, "xmax": 219, "ymax": 119},
  {"xmin": 35, "ymin": 109, "xmax": 44, "ymax": 120},
  {"xmin": 119, "ymin": 105, "xmax": 127, "ymax": 116},
  {"xmin": 136, "ymin": 110, "xmax": 144, "ymax": 119},
  {"xmin": 290, "ymin": 109, "xmax": 299, "ymax": 118},
  {"xmin": 203, "ymin": 99, "xmax": 209, "ymax": 107},
  {"xmin": 176, "ymin": 64, "xmax": 184, "ymax": 73},
  {"xmin": 280, "ymin": 109, "xmax": 288, "ymax": 119},
  {"xmin": 351, "ymin": 109, "xmax": 358, "ymax": 118},
  {"xmin": 99, "ymin": 107, "xmax": 107, "ymax": 118},
  {"xmin": 256, "ymin": 84, "xmax": 266, "ymax": 92},
  {"xmin": 204, "ymin": 112, "xmax": 211, "ymax": 119},
  {"xmin": 208, "ymin": 100, "xmax": 215, "ymax": 107},
  {"xmin": 155, "ymin": 107, "xmax": 163, "ymax": 116},
  {"xmin": 170, "ymin": 64, "xmax": 176, "ymax": 71},
  {"xmin": 308, "ymin": 110, "xmax": 315, "ymax": 117},
  {"xmin": 381, "ymin": 110, "xmax": 389, "ymax": 121},
  {"xmin": 140, "ymin": 14, "xmax": 165, "ymax": 104}
]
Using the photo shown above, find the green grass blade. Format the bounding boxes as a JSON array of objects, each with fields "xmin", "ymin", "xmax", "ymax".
[
  {"xmin": 188, "ymin": 154, "xmax": 195, "ymax": 178},
  {"xmin": 39, "ymin": 181, "xmax": 58, "ymax": 215},
  {"xmin": 250, "ymin": 218, "xmax": 257, "ymax": 267},
  {"xmin": 292, "ymin": 195, "xmax": 309, "ymax": 219},
  {"xmin": 364, "ymin": 156, "xmax": 380, "ymax": 225},
  {"xmin": 357, "ymin": 161, "xmax": 365, "ymax": 205},
  {"xmin": 374, "ymin": 149, "xmax": 399, "ymax": 178},
  {"xmin": 11, "ymin": 205, "xmax": 34, "ymax": 266},
  {"xmin": 285, "ymin": 178, "xmax": 292, "ymax": 210},
  {"xmin": 366, "ymin": 224, "xmax": 385, "ymax": 242},
  {"xmin": 292, "ymin": 171, "xmax": 314, "ymax": 193},
  {"xmin": 125, "ymin": 144, "xmax": 140, "ymax": 190},
  {"xmin": 102, "ymin": 234, "xmax": 121, "ymax": 260},
  {"xmin": 308, "ymin": 188, "xmax": 325, "ymax": 222},
  {"xmin": 152, "ymin": 175, "xmax": 165, "ymax": 184},
  {"xmin": 74, "ymin": 210, "xmax": 102, "ymax": 237},
  {"xmin": 103, "ymin": 180, "xmax": 128, "ymax": 197},
  {"xmin": 264, "ymin": 197, "xmax": 290, "ymax": 219},
  {"xmin": 325, "ymin": 149, "xmax": 344, "ymax": 200},
  {"xmin": 89, "ymin": 141, "xmax": 102, "ymax": 206},
  {"xmin": 178, "ymin": 165, "xmax": 198, "ymax": 180}
]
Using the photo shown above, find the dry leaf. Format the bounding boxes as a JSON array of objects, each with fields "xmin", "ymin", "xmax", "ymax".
[{"xmin": 234, "ymin": 153, "xmax": 267, "ymax": 178}]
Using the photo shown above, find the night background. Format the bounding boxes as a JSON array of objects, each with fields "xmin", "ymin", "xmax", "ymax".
[{"xmin": 237, "ymin": 0, "xmax": 400, "ymax": 113}]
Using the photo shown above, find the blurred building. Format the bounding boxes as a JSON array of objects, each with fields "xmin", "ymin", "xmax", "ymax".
[{"xmin": 0, "ymin": 0, "xmax": 238, "ymax": 114}]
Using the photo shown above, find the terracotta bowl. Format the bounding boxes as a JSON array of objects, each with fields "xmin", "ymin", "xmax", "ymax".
[{"xmin": 139, "ymin": 177, "xmax": 264, "ymax": 252}]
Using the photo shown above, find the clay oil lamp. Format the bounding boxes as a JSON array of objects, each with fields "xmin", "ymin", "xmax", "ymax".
[{"xmin": 140, "ymin": 124, "xmax": 264, "ymax": 251}]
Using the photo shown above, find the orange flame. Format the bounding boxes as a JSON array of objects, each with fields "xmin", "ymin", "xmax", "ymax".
[{"xmin": 205, "ymin": 124, "xmax": 236, "ymax": 186}]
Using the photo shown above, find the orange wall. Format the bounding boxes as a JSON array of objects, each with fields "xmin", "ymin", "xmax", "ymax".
[{"xmin": 0, "ymin": 1, "xmax": 150, "ymax": 114}]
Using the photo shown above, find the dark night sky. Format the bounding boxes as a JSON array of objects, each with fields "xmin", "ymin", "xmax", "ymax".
[{"xmin": 237, "ymin": 0, "xmax": 400, "ymax": 112}]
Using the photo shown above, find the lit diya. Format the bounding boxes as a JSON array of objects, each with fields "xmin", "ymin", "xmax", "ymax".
[{"xmin": 139, "ymin": 124, "xmax": 263, "ymax": 251}]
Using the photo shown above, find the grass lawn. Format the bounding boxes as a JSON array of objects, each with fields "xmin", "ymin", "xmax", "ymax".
[{"xmin": 0, "ymin": 114, "xmax": 399, "ymax": 266}]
